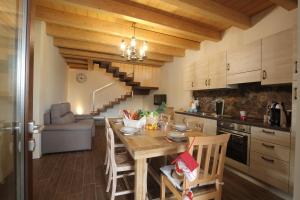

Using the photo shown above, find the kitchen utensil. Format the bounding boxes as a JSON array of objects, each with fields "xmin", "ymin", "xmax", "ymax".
[
  {"xmin": 240, "ymin": 111, "xmax": 247, "ymax": 121},
  {"xmin": 174, "ymin": 124, "xmax": 188, "ymax": 132},
  {"xmin": 120, "ymin": 127, "xmax": 139, "ymax": 135}
]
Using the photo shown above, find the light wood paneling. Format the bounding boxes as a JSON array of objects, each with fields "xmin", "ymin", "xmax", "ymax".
[
  {"xmin": 65, "ymin": 0, "xmax": 222, "ymax": 41},
  {"xmin": 269, "ymin": 0, "xmax": 297, "ymax": 10},
  {"xmin": 46, "ymin": 23, "xmax": 185, "ymax": 57},
  {"xmin": 262, "ymin": 29, "xmax": 294, "ymax": 85},
  {"xmin": 250, "ymin": 151, "xmax": 289, "ymax": 192},
  {"xmin": 227, "ymin": 40, "xmax": 262, "ymax": 76},
  {"xmin": 60, "ymin": 48, "xmax": 164, "ymax": 67},
  {"xmin": 213, "ymin": 0, "xmax": 275, "ymax": 16},
  {"xmin": 227, "ymin": 70, "xmax": 261, "ymax": 85},
  {"xmin": 158, "ymin": 0, "xmax": 251, "ymax": 29},
  {"xmin": 208, "ymin": 51, "xmax": 227, "ymax": 89},
  {"xmin": 35, "ymin": 6, "xmax": 200, "ymax": 50},
  {"xmin": 183, "ymin": 62, "xmax": 196, "ymax": 90},
  {"xmin": 54, "ymin": 38, "xmax": 172, "ymax": 62},
  {"xmin": 251, "ymin": 127, "xmax": 290, "ymax": 147},
  {"xmin": 251, "ymin": 138, "xmax": 290, "ymax": 162}
]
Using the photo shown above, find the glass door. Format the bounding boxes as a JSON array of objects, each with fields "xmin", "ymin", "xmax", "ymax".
[{"xmin": 0, "ymin": 0, "xmax": 29, "ymax": 199}]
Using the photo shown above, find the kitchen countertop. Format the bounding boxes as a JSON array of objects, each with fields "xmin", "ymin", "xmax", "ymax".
[{"xmin": 175, "ymin": 111, "xmax": 291, "ymax": 132}]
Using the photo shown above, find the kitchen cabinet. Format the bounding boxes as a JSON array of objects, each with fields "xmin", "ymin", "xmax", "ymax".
[
  {"xmin": 203, "ymin": 118, "xmax": 217, "ymax": 135},
  {"xmin": 290, "ymin": 80, "xmax": 297, "ymax": 193},
  {"xmin": 208, "ymin": 51, "xmax": 227, "ymax": 89},
  {"xmin": 194, "ymin": 59, "xmax": 209, "ymax": 90},
  {"xmin": 250, "ymin": 127, "xmax": 291, "ymax": 192},
  {"xmin": 293, "ymin": 28, "xmax": 298, "ymax": 81},
  {"xmin": 194, "ymin": 51, "xmax": 227, "ymax": 90},
  {"xmin": 262, "ymin": 29, "xmax": 295, "ymax": 85},
  {"xmin": 227, "ymin": 40, "xmax": 262, "ymax": 84},
  {"xmin": 183, "ymin": 62, "xmax": 196, "ymax": 90}
]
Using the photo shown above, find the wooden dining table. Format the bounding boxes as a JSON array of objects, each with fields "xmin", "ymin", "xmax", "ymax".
[{"xmin": 109, "ymin": 119, "xmax": 204, "ymax": 200}]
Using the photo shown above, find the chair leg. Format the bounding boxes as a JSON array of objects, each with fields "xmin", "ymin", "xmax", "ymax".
[
  {"xmin": 106, "ymin": 164, "xmax": 112, "ymax": 192},
  {"xmin": 105, "ymin": 157, "xmax": 110, "ymax": 175},
  {"xmin": 216, "ymin": 184, "xmax": 222, "ymax": 200},
  {"xmin": 104, "ymin": 150, "xmax": 108, "ymax": 166},
  {"xmin": 111, "ymin": 171, "xmax": 117, "ymax": 200},
  {"xmin": 160, "ymin": 175, "xmax": 166, "ymax": 200}
]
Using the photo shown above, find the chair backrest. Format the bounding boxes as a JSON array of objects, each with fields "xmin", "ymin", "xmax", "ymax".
[
  {"xmin": 183, "ymin": 134, "xmax": 230, "ymax": 190},
  {"xmin": 107, "ymin": 127, "xmax": 116, "ymax": 167}
]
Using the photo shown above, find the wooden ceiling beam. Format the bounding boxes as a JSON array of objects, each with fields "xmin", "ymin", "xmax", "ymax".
[
  {"xmin": 53, "ymin": 38, "xmax": 173, "ymax": 62},
  {"xmin": 46, "ymin": 23, "xmax": 185, "ymax": 57},
  {"xmin": 268, "ymin": 0, "xmax": 297, "ymax": 10},
  {"xmin": 60, "ymin": 48, "xmax": 164, "ymax": 67},
  {"xmin": 159, "ymin": 0, "xmax": 251, "ymax": 29},
  {"xmin": 65, "ymin": 58, "xmax": 88, "ymax": 65},
  {"xmin": 35, "ymin": 6, "xmax": 200, "ymax": 50},
  {"xmin": 68, "ymin": 63, "xmax": 88, "ymax": 70},
  {"xmin": 65, "ymin": 0, "xmax": 221, "ymax": 41}
]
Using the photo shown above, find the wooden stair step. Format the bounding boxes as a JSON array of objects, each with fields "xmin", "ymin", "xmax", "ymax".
[
  {"xmin": 120, "ymin": 76, "xmax": 134, "ymax": 82},
  {"xmin": 126, "ymin": 82, "xmax": 140, "ymax": 86}
]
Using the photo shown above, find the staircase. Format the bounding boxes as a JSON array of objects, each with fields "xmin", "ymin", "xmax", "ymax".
[
  {"xmin": 91, "ymin": 61, "xmax": 159, "ymax": 115},
  {"xmin": 94, "ymin": 61, "xmax": 158, "ymax": 95}
]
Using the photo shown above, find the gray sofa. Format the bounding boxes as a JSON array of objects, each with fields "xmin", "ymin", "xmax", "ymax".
[{"xmin": 42, "ymin": 103, "xmax": 95, "ymax": 154}]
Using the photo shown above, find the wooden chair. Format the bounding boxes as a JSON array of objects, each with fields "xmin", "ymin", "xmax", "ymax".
[
  {"xmin": 104, "ymin": 118, "xmax": 126, "ymax": 175},
  {"xmin": 160, "ymin": 134, "xmax": 230, "ymax": 200},
  {"xmin": 106, "ymin": 127, "xmax": 135, "ymax": 200}
]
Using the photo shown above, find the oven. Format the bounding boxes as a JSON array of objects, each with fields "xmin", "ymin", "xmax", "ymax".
[{"xmin": 217, "ymin": 120, "xmax": 251, "ymax": 166}]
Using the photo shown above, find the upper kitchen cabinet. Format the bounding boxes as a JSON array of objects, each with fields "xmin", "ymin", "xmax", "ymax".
[
  {"xmin": 183, "ymin": 62, "xmax": 196, "ymax": 90},
  {"xmin": 208, "ymin": 51, "xmax": 227, "ymax": 89},
  {"xmin": 194, "ymin": 59, "xmax": 209, "ymax": 90},
  {"xmin": 262, "ymin": 28, "xmax": 295, "ymax": 85},
  {"xmin": 292, "ymin": 28, "xmax": 298, "ymax": 81},
  {"xmin": 227, "ymin": 40, "xmax": 262, "ymax": 85}
]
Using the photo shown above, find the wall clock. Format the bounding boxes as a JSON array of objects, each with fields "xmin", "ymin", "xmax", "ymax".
[{"xmin": 76, "ymin": 73, "xmax": 87, "ymax": 83}]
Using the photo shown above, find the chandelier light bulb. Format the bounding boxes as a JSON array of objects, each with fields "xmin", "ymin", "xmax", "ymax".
[
  {"xmin": 120, "ymin": 40, "xmax": 126, "ymax": 51},
  {"xmin": 139, "ymin": 48, "xmax": 145, "ymax": 57},
  {"xmin": 142, "ymin": 41, "xmax": 148, "ymax": 51},
  {"xmin": 130, "ymin": 37, "xmax": 136, "ymax": 48}
]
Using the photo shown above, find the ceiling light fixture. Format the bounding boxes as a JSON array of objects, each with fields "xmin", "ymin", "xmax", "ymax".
[{"xmin": 120, "ymin": 23, "xmax": 148, "ymax": 61}]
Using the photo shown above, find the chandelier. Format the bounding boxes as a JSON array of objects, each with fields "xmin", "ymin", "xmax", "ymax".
[{"xmin": 120, "ymin": 23, "xmax": 148, "ymax": 61}]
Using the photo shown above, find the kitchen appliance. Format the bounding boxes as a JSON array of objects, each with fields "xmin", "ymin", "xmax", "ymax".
[
  {"xmin": 217, "ymin": 119, "xmax": 251, "ymax": 166},
  {"xmin": 269, "ymin": 102, "xmax": 287, "ymax": 127},
  {"xmin": 215, "ymin": 99, "xmax": 224, "ymax": 116},
  {"xmin": 154, "ymin": 94, "xmax": 167, "ymax": 105}
]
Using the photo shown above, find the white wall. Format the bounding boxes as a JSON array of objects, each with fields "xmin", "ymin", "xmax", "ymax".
[
  {"xmin": 33, "ymin": 20, "xmax": 68, "ymax": 125},
  {"xmin": 67, "ymin": 67, "xmax": 147, "ymax": 116},
  {"xmin": 155, "ymin": 7, "xmax": 297, "ymax": 111}
]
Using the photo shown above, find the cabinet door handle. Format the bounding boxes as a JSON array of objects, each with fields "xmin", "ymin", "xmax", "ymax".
[
  {"xmin": 226, "ymin": 63, "xmax": 230, "ymax": 71},
  {"xmin": 205, "ymin": 80, "xmax": 208, "ymax": 86},
  {"xmin": 262, "ymin": 129, "xmax": 275, "ymax": 135},
  {"xmin": 262, "ymin": 70, "xmax": 267, "ymax": 80},
  {"xmin": 295, "ymin": 61, "xmax": 298, "ymax": 74},
  {"xmin": 295, "ymin": 87, "xmax": 298, "ymax": 100},
  {"xmin": 262, "ymin": 143, "xmax": 275, "ymax": 149},
  {"xmin": 261, "ymin": 156, "xmax": 274, "ymax": 163},
  {"xmin": 208, "ymin": 79, "xmax": 211, "ymax": 86},
  {"xmin": 191, "ymin": 81, "xmax": 194, "ymax": 87}
]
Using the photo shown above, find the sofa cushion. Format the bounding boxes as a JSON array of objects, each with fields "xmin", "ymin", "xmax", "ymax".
[
  {"xmin": 43, "ymin": 119, "xmax": 94, "ymax": 131},
  {"xmin": 53, "ymin": 112, "xmax": 75, "ymax": 124},
  {"xmin": 51, "ymin": 103, "xmax": 71, "ymax": 120},
  {"xmin": 44, "ymin": 110, "xmax": 51, "ymax": 125}
]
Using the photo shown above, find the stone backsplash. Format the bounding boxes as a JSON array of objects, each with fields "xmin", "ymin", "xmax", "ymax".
[{"xmin": 193, "ymin": 83, "xmax": 292, "ymax": 119}]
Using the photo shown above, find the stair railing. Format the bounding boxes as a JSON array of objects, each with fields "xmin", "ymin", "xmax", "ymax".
[{"xmin": 92, "ymin": 82, "xmax": 115, "ymax": 113}]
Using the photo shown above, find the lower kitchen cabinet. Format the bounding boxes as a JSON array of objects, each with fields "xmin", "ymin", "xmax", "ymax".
[
  {"xmin": 250, "ymin": 127, "xmax": 291, "ymax": 192},
  {"xmin": 249, "ymin": 152, "xmax": 290, "ymax": 192}
]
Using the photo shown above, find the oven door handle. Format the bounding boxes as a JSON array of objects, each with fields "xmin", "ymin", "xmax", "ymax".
[{"xmin": 218, "ymin": 130, "xmax": 248, "ymax": 137}]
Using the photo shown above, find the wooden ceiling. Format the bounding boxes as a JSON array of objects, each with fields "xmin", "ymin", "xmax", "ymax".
[{"xmin": 32, "ymin": 0, "xmax": 297, "ymax": 69}]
